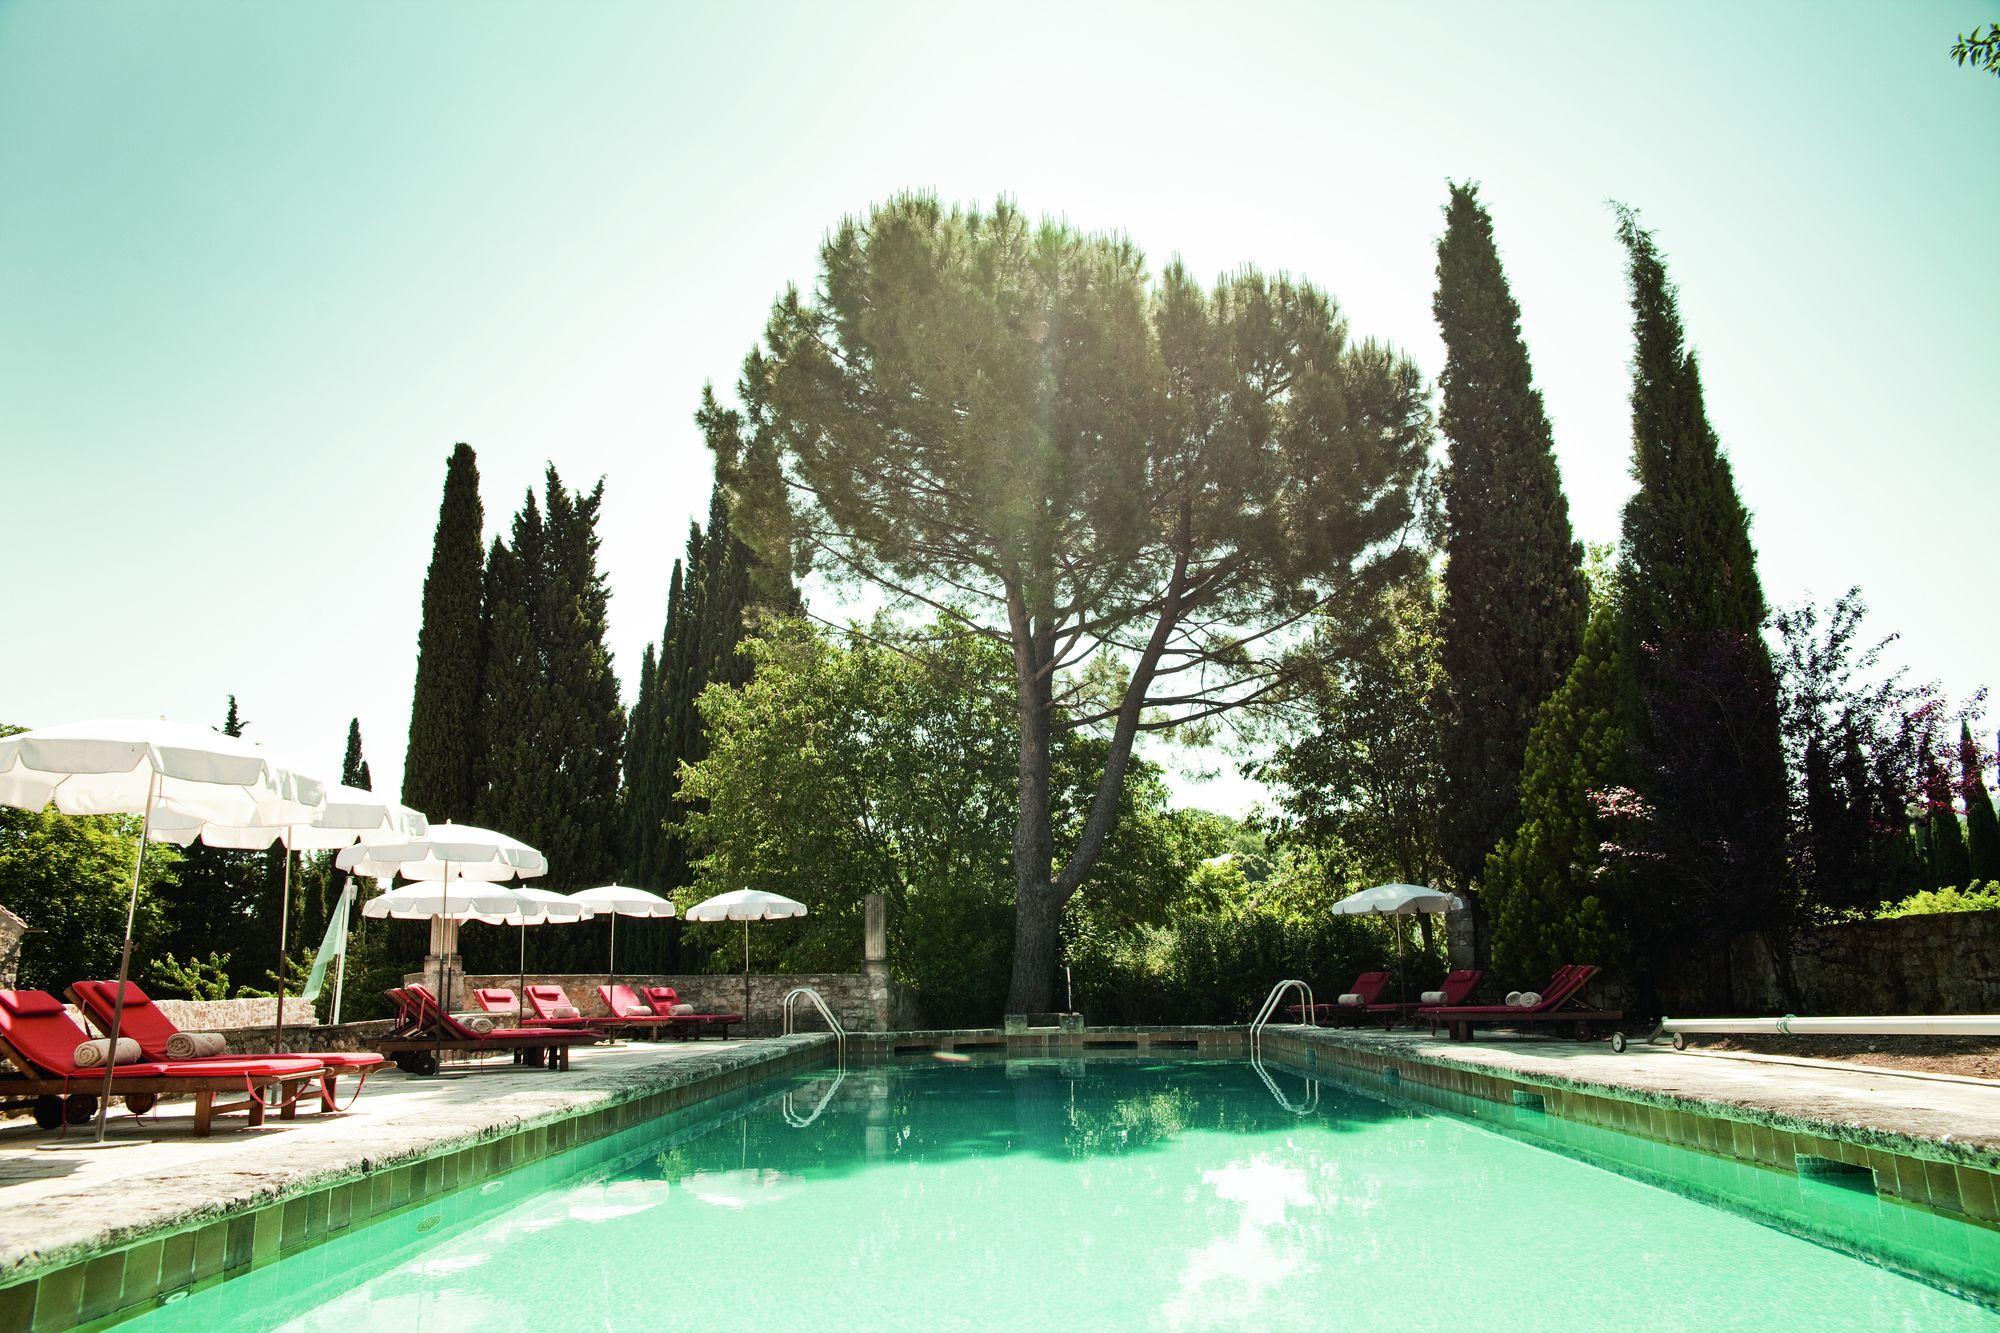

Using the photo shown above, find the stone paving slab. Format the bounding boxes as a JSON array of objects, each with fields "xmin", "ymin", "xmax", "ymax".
[
  {"xmin": 0, "ymin": 1034, "xmax": 829, "ymax": 1288},
  {"xmin": 1276, "ymin": 1025, "xmax": 2000, "ymax": 1167}
]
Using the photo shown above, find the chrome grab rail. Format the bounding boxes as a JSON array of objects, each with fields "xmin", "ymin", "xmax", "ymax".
[
  {"xmin": 1249, "ymin": 978, "xmax": 1315, "ymax": 1059},
  {"xmin": 1251, "ymin": 1056, "xmax": 1320, "ymax": 1116},
  {"xmin": 782, "ymin": 986, "xmax": 846, "ymax": 1065}
]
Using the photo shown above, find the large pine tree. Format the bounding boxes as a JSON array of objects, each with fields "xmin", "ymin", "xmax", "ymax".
[
  {"xmin": 402, "ymin": 444, "xmax": 486, "ymax": 822},
  {"xmin": 1433, "ymin": 183, "xmax": 1588, "ymax": 898},
  {"xmin": 1612, "ymin": 208, "xmax": 1791, "ymax": 1002}
]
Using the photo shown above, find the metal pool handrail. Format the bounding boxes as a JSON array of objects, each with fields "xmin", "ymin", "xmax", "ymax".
[
  {"xmin": 782, "ymin": 985, "xmax": 846, "ymax": 1065},
  {"xmin": 1250, "ymin": 978, "xmax": 1315, "ymax": 1059}
]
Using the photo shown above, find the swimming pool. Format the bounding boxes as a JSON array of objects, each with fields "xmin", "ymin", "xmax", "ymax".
[{"xmin": 130, "ymin": 1057, "xmax": 1997, "ymax": 1330}]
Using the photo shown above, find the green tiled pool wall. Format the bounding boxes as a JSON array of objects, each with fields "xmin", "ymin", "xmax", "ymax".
[
  {"xmin": 846, "ymin": 1024, "xmax": 1248, "ymax": 1059},
  {"xmin": 0, "ymin": 1040, "xmax": 829, "ymax": 1332},
  {"xmin": 1260, "ymin": 1031, "xmax": 2000, "ymax": 1306}
]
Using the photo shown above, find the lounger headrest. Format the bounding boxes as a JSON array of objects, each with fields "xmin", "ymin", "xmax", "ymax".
[
  {"xmin": 79, "ymin": 980, "xmax": 153, "ymax": 1008},
  {"xmin": 0, "ymin": 990, "xmax": 65, "ymax": 1017}
]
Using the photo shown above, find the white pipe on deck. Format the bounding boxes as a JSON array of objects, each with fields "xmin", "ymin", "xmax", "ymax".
[{"xmin": 1661, "ymin": 1014, "xmax": 2000, "ymax": 1037}]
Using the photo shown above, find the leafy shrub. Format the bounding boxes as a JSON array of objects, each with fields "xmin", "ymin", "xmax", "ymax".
[{"xmin": 1876, "ymin": 882, "xmax": 2000, "ymax": 918}]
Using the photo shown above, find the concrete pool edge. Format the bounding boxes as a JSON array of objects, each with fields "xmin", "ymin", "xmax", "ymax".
[{"xmin": 0, "ymin": 1035, "xmax": 832, "ymax": 1331}]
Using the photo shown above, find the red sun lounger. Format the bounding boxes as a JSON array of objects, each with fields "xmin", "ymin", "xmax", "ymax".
[
  {"xmin": 68, "ymin": 980, "xmax": 382, "ymax": 1113},
  {"xmin": 1418, "ymin": 965, "xmax": 1623, "ymax": 1042},
  {"xmin": 588, "ymin": 984, "xmax": 683, "ymax": 1036},
  {"xmin": 1287, "ymin": 971, "xmax": 1391, "ymax": 1024},
  {"xmin": 639, "ymin": 987, "xmax": 741, "ymax": 1038},
  {"xmin": 374, "ymin": 985, "xmax": 600, "ymax": 1075},
  {"xmin": 1333, "ymin": 969, "xmax": 1487, "ymax": 1028},
  {"xmin": 0, "ymin": 989, "xmax": 325, "ymax": 1136}
]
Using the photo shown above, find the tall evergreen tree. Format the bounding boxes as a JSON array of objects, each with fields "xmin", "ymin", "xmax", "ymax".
[
  {"xmin": 1923, "ymin": 759, "xmax": 1972, "ymax": 888},
  {"xmin": 341, "ymin": 718, "xmax": 371, "ymax": 791},
  {"xmin": 1961, "ymin": 722, "xmax": 2000, "ymax": 881},
  {"xmin": 1433, "ymin": 183, "xmax": 1588, "ymax": 903},
  {"xmin": 403, "ymin": 443, "xmax": 486, "ymax": 822},
  {"xmin": 473, "ymin": 468, "xmax": 626, "ymax": 890},
  {"xmin": 1611, "ymin": 207, "xmax": 1792, "ymax": 1004},
  {"xmin": 1484, "ymin": 596, "xmax": 1633, "ymax": 985}
]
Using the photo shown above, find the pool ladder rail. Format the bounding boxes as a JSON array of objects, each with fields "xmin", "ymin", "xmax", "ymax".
[
  {"xmin": 781, "ymin": 985, "xmax": 847, "ymax": 1066},
  {"xmin": 1249, "ymin": 978, "xmax": 1316, "ymax": 1059}
]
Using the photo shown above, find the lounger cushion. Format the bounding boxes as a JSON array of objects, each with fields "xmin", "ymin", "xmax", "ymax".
[{"xmin": 0, "ymin": 990, "xmax": 65, "ymax": 1017}]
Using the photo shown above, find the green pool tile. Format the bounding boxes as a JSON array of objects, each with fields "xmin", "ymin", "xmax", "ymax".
[
  {"xmin": 222, "ymin": 1216, "xmax": 254, "ymax": 1273},
  {"xmin": 1953, "ymin": 1165, "xmax": 1999, "ymax": 1225},
  {"xmin": 0, "ymin": 1279, "xmax": 34, "ymax": 1331},
  {"xmin": 250, "ymin": 1207, "xmax": 283, "ymax": 1266},
  {"xmin": 279, "ymin": 1198, "xmax": 309, "ymax": 1252},
  {"xmin": 1921, "ymin": 1159, "xmax": 1963, "ymax": 1217},
  {"xmin": 76, "ymin": 1250, "xmax": 127, "ymax": 1324},
  {"xmin": 157, "ymin": 1231, "xmax": 195, "ymax": 1295},
  {"xmin": 118, "ymin": 1239, "xmax": 164, "ymax": 1313},
  {"xmin": 192, "ymin": 1221, "xmax": 228, "ymax": 1284},
  {"xmin": 30, "ymin": 1263, "xmax": 80, "ymax": 1333}
]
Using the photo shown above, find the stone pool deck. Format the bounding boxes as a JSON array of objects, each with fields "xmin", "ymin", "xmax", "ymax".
[
  {"xmin": 0, "ymin": 1034, "xmax": 830, "ymax": 1329},
  {"xmin": 1260, "ymin": 1024, "xmax": 2000, "ymax": 1167}
]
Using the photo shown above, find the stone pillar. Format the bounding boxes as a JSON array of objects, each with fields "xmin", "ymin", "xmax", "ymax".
[
  {"xmin": 420, "ymin": 917, "xmax": 464, "ymax": 1009},
  {"xmin": 863, "ymin": 892, "xmax": 890, "ymax": 1033}
]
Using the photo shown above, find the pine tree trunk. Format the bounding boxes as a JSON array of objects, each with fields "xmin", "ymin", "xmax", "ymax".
[{"xmin": 1004, "ymin": 607, "xmax": 1060, "ymax": 1015}]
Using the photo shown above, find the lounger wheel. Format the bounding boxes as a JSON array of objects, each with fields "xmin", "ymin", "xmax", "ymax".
[
  {"xmin": 64, "ymin": 1094, "xmax": 99, "ymax": 1126},
  {"xmin": 1609, "ymin": 1031, "xmax": 1627, "ymax": 1054},
  {"xmin": 1672, "ymin": 1032, "xmax": 1687, "ymax": 1051},
  {"xmin": 32, "ymin": 1095, "xmax": 64, "ymax": 1130},
  {"xmin": 124, "ymin": 1092, "xmax": 158, "ymax": 1115}
]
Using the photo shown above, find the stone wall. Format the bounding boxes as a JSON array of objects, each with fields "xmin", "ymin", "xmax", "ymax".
[
  {"xmin": 454, "ymin": 971, "xmax": 891, "ymax": 1036},
  {"xmin": 1730, "ymin": 909, "xmax": 2000, "ymax": 1014}
]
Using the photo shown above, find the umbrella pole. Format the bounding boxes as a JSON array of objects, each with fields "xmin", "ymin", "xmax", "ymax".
[
  {"xmin": 743, "ymin": 920, "xmax": 751, "ymax": 1026},
  {"xmin": 518, "ymin": 918, "xmax": 527, "ymax": 1024},
  {"xmin": 434, "ymin": 864, "xmax": 451, "ymax": 1074},
  {"xmin": 90, "ymin": 771, "xmax": 159, "ymax": 1145},
  {"xmin": 272, "ymin": 834, "xmax": 292, "ymax": 1054}
]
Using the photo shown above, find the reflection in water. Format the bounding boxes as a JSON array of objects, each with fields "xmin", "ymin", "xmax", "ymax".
[{"xmin": 1164, "ymin": 1157, "xmax": 1316, "ymax": 1327}]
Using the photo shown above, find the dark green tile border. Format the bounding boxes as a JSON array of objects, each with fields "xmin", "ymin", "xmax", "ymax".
[{"xmin": 0, "ymin": 1039, "xmax": 827, "ymax": 1332}]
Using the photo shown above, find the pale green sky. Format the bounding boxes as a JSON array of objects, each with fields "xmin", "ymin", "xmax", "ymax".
[{"xmin": 2, "ymin": 1, "xmax": 1995, "ymax": 813}]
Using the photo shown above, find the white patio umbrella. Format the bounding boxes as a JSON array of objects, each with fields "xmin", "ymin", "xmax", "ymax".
[
  {"xmin": 682, "ymin": 889, "xmax": 807, "ymax": 1022},
  {"xmin": 0, "ymin": 718, "xmax": 326, "ymax": 1146},
  {"xmin": 339, "ymin": 825, "xmax": 547, "ymax": 1069},
  {"xmin": 566, "ymin": 885, "xmax": 675, "ymax": 993},
  {"xmin": 148, "ymin": 784, "xmax": 427, "ymax": 1051},
  {"xmin": 507, "ymin": 887, "xmax": 595, "ymax": 1020},
  {"xmin": 1330, "ymin": 883, "xmax": 1467, "ymax": 1005}
]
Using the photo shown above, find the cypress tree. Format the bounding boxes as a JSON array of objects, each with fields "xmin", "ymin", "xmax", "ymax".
[
  {"xmin": 472, "ymin": 469, "xmax": 626, "ymax": 891},
  {"xmin": 402, "ymin": 444, "xmax": 486, "ymax": 822},
  {"xmin": 1433, "ymin": 184, "xmax": 1589, "ymax": 901},
  {"xmin": 341, "ymin": 718, "xmax": 371, "ymax": 791},
  {"xmin": 1961, "ymin": 722, "xmax": 2000, "ymax": 881},
  {"xmin": 1613, "ymin": 207, "xmax": 1792, "ymax": 1001},
  {"xmin": 1923, "ymin": 760, "xmax": 1972, "ymax": 889},
  {"xmin": 1485, "ymin": 597, "xmax": 1633, "ymax": 985}
]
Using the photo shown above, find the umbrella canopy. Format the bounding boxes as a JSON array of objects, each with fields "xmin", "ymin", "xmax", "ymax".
[
  {"xmin": 505, "ymin": 888, "xmax": 595, "ymax": 1021},
  {"xmin": 682, "ymin": 889, "xmax": 807, "ymax": 922},
  {"xmin": 362, "ymin": 883, "xmax": 531, "ymax": 921},
  {"xmin": 568, "ymin": 886, "xmax": 674, "ymax": 991},
  {"xmin": 0, "ymin": 718, "xmax": 328, "ymax": 1146},
  {"xmin": 685, "ymin": 890, "xmax": 808, "ymax": 1022},
  {"xmin": 147, "ymin": 783, "xmax": 426, "ymax": 851},
  {"xmin": 335, "ymin": 822, "xmax": 547, "ymax": 881},
  {"xmin": 0, "ymin": 717, "xmax": 325, "ymax": 826},
  {"xmin": 1329, "ymin": 883, "xmax": 1465, "ymax": 916}
]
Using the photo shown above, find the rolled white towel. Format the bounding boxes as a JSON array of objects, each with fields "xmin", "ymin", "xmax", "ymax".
[
  {"xmin": 164, "ymin": 1030, "xmax": 227, "ymax": 1060},
  {"xmin": 546, "ymin": 1004, "xmax": 581, "ymax": 1021},
  {"xmin": 1419, "ymin": 990, "xmax": 1446, "ymax": 1006},
  {"xmin": 1505, "ymin": 991, "xmax": 1524, "ymax": 1006},
  {"xmin": 670, "ymin": 1003, "xmax": 694, "ymax": 1015},
  {"xmin": 1337, "ymin": 993, "xmax": 1364, "ymax": 1006},
  {"xmin": 451, "ymin": 1013, "xmax": 496, "ymax": 1034},
  {"xmin": 1509, "ymin": 991, "xmax": 1542, "ymax": 1009},
  {"xmin": 73, "ymin": 1037, "xmax": 142, "ymax": 1068}
]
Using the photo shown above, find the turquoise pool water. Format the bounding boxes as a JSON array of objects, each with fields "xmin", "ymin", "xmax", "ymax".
[{"xmin": 132, "ymin": 1058, "xmax": 1996, "ymax": 1331}]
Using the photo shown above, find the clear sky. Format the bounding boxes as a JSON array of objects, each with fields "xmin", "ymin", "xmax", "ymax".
[{"xmin": 2, "ymin": 1, "xmax": 1995, "ymax": 814}]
